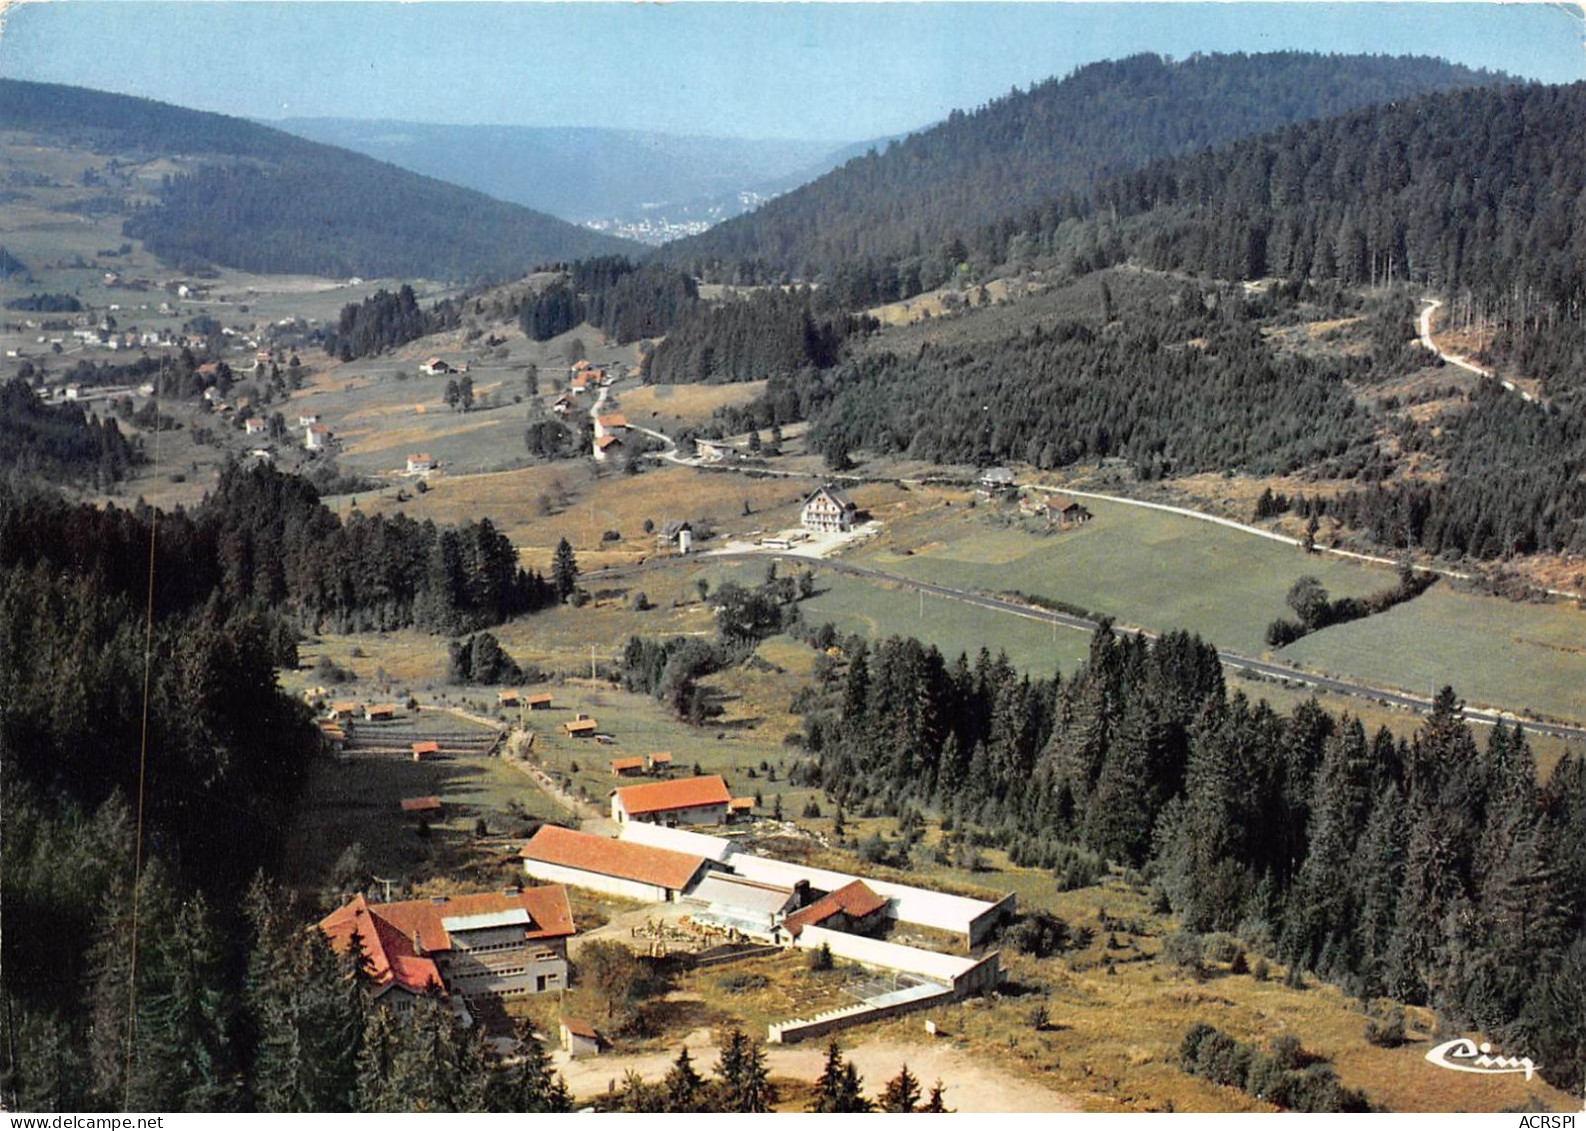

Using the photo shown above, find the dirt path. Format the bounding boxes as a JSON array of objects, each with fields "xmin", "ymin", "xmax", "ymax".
[{"xmin": 553, "ymin": 1027, "xmax": 1081, "ymax": 1113}]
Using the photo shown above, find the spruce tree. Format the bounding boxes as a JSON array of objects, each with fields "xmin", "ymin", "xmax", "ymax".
[
  {"xmin": 664, "ymin": 1045, "xmax": 706, "ymax": 1112},
  {"xmin": 494, "ymin": 1021, "xmax": 571, "ymax": 1113},
  {"xmin": 551, "ymin": 537, "xmax": 579, "ymax": 602},
  {"xmin": 879, "ymin": 1063, "xmax": 922, "ymax": 1112},
  {"xmin": 713, "ymin": 1027, "xmax": 775, "ymax": 1112}
]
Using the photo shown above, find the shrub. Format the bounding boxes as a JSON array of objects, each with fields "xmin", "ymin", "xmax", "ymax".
[
  {"xmin": 807, "ymin": 942, "xmax": 833, "ymax": 972},
  {"xmin": 1162, "ymin": 930, "xmax": 1205, "ymax": 979},
  {"xmin": 1363, "ymin": 1005, "xmax": 1406, "ymax": 1048},
  {"xmin": 717, "ymin": 971, "xmax": 768, "ymax": 992},
  {"xmin": 1252, "ymin": 957, "xmax": 1270, "ymax": 982}
]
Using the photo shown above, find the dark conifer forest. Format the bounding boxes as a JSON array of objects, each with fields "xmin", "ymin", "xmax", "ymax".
[
  {"xmin": 658, "ymin": 53, "xmax": 1503, "ymax": 284},
  {"xmin": 797, "ymin": 623, "xmax": 1586, "ymax": 1093}
]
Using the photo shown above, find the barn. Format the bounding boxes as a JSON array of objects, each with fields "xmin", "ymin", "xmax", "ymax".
[{"xmin": 519, "ymin": 824, "xmax": 710, "ymax": 903}]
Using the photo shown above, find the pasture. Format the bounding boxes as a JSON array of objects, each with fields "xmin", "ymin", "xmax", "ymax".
[
  {"xmin": 1280, "ymin": 585, "xmax": 1586, "ymax": 725},
  {"xmin": 855, "ymin": 493, "xmax": 1392, "ymax": 655},
  {"xmin": 283, "ymin": 707, "xmax": 563, "ymax": 895}
]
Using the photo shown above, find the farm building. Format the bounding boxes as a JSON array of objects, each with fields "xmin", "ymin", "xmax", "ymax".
[
  {"xmin": 520, "ymin": 825, "xmax": 710, "ymax": 902},
  {"xmin": 305, "ymin": 423, "xmax": 331, "ymax": 451},
  {"xmin": 245, "ymin": 417, "xmax": 266, "ymax": 436},
  {"xmin": 610, "ymin": 756, "xmax": 645, "ymax": 777},
  {"xmin": 646, "ymin": 752, "xmax": 673, "ymax": 772},
  {"xmin": 978, "ymin": 467, "xmax": 1015, "ymax": 490},
  {"xmin": 560, "ymin": 1017, "xmax": 602, "ymax": 1059},
  {"xmin": 526, "ymin": 693, "xmax": 554, "ymax": 710},
  {"xmin": 328, "ymin": 701, "xmax": 360, "ymax": 720},
  {"xmin": 696, "ymin": 439, "xmax": 735, "ymax": 463},
  {"xmin": 780, "ymin": 880, "xmax": 888, "ymax": 941},
  {"xmin": 562, "ymin": 716, "xmax": 598, "ymax": 738},
  {"xmin": 724, "ymin": 855, "xmax": 1015, "ymax": 949},
  {"xmin": 594, "ymin": 413, "xmax": 628, "ymax": 437},
  {"xmin": 399, "ymin": 796, "xmax": 442, "ymax": 814},
  {"xmin": 729, "ymin": 797, "xmax": 755, "ymax": 820},
  {"xmin": 406, "ymin": 453, "xmax": 435, "ymax": 474},
  {"xmin": 365, "ymin": 704, "xmax": 398, "ymax": 722},
  {"xmin": 658, "ymin": 520, "xmax": 693, "ymax": 554},
  {"xmin": 316, "ymin": 886, "xmax": 576, "ymax": 1018},
  {"xmin": 411, "ymin": 740, "xmax": 439, "ymax": 761},
  {"xmin": 800, "ymin": 486, "xmax": 856, "ymax": 533},
  {"xmin": 297, "ymin": 412, "xmax": 319, "ymax": 427},
  {"xmin": 686, "ymin": 873, "xmax": 805, "ymax": 941},
  {"xmin": 420, "ymin": 357, "xmax": 451, "ymax": 376},
  {"xmin": 497, "ymin": 689, "xmax": 521, "ymax": 708},
  {"xmin": 611, "ymin": 775, "xmax": 732, "ymax": 826},
  {"xmin": 593, "ymin": 434, "xmax": 624, "ymax": 462}
]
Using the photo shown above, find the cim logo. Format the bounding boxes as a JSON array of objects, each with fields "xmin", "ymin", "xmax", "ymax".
[{"xmin": 1424, "ymin": 1037, "xmax": 1539, "ymax": 1081}]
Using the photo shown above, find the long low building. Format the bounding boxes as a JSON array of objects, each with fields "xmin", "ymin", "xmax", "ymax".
[
  {"xmin": 611, "ymin": 774, "xmax": 731, "ymax": 826},
  {"xmin": 615, "ymin": 820, "xmax": 1014, "ymax": 947},
  {"xmin": 521, "ymin": 824, "xmax": 712, "ymax": 902},
  {"xmin": 715, "ymin": 852, "xmax": 1014, "ymax": 948}
]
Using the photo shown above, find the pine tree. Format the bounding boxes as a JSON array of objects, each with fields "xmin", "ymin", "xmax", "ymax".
[
  {"xmin": 879, "ymin": 1063, "xmax": 922, "ymax": 1112},
  {"xmin": 493, "ymin": 1021, "xmax": 572, "ymax": 1113},
  {"xmin": 921, "ymin": 1079, "xmax": 951, "ymax": 1112},
  {"xmin": 664, "ymin": 1045, "xmax": 706, "ymax": 1112},
  {"xmin": 713, "ymin": 1027, "xmax": 776, "ymax": 1112},
  {"xmin": 551, "ymin": 537, "xmax": 579, "ymax": 603},
  {"xmin": 808, "ymin": 1039, "xmax": 847, "ymax": 1113}
]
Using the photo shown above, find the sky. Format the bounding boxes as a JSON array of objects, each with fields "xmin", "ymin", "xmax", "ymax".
[{"xmin": 0, "ymin": 2, "xmax": 1582, "ymax": 141}]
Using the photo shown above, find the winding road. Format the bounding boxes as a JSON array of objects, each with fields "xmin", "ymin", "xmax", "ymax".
[{"xmin": 1418, "ymin": 297, "xmax": 1540, "ymax": 404}]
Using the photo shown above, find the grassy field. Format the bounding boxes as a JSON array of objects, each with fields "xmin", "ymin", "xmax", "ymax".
[
  {"xmin": 800, "ymin": 572, "xmax": 1092, "ymax": 675},
  {"xmin": 516, "ymin": 680, "xmax": 822, "ymax": 823},
  {"xmin": 616, "ymin": 380, "xmax": 767, "ymax": 438},
  {"xmin": 329, "ymin": 463, "xmax": 820, "ymax": 572},
  {"xmin": 1280, "ymin": 585, "xmax": 1586, "ymax": 724},
  {"xmin": 854, "ymin": 493, "xmax": 1390, "ymax": 655},
  {"xmin": 842, "ymin": 489, "xmax": 1586, "ymax": 726},
  {"xmin": 282, "ymin": 711, "xmax": 564, "ymax": 897}
]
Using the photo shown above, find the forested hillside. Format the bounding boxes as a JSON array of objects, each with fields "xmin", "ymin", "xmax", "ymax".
[
  {"xmin": 797, "ymin": 623, "xmax": 1586, "ymax": 1092},
  {"xmin": 1033, "ymin": 81, "xmax": 1586, "ymax": 398},
  {"xmin": 0, "ymin": 79, "xmax": 637, "ymax": 281},
  {"xmin": 658, "ymin": 53, "xmax": 1502, "ymax": 287}
]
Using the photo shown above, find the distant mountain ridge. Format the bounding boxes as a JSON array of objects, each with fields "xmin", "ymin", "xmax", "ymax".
[
  {"xmin": 0, "ymin": 78, "xmax": 640, "ymax": 281},
  {"xmin": 271, "ymin": 118, "xmax": 871, "ymax": 243},
  {"xmin": 657, "ymin": 52, "xmax": 1510, "ymax": 278}
]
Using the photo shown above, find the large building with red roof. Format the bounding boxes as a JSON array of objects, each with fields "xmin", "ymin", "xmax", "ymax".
[
  {"xmin": 610, "ymin": 774, "xmax": 731, "ymax": 826},
  {"xmin": 316, "ymin": 885, "xmax": 575, "ymax": 1018},
  {"xmin": 520, "ymin": 824, "xmax": 713, "ymax": 902}
]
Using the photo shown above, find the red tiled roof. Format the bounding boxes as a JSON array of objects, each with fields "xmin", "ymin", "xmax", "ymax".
[
  {"xmin": 614, "ymin": 775, "xmax": 730, "ymax": 817},
  {"xmin": 498, "ymin": 689, "xmax": 521, "ymax": 703},
  {"xmin": 412, "ymin": 740, "xmax": 439, "ymax": 756},
  {"xmin": 563, "ymin": 718, "xmax": 598, "ymax": 734},
  {"xmin": 596, "ymin": 435, "xmax": 622, "ymax": 451},
  {"xmin": 520, "ymin": 825, "xmax": 706, "ymax": 892},
  {"xmin": 562, "ymin": 1016, "xmax": 600, "ymax": 1040},
  {"xmin": 729, "ymin": 797, "xmax": 754, "ymax": 811},
  {"xmin": 527, "ymin": 693, "xmax": 554, "ymax": 706},
  {"xmin": 783, "ymin": 880, "xmax": 889, "ymax": 937},
  {"xmin": 400, "ymin": 796, "xmax": 442, "ymax": 812},
  {"xmin": 596, "ymin": 414, "xmax": 628, "ymax": 429},
  {"xmin": 318, "ymin": 886, "xmax": 575, "ymax": 995},
  {"xmin": 610, "ymin": 757, "xmax": 644, "ymax": 773},
  {"xmin": 648, "ymin": 752, "xmax": 673, "ymax": 764}
]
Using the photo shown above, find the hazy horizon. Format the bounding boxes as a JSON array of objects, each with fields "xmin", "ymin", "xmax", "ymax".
[{"xmin": 0, "ymin": 2, "xmax": 1582, "ymax": 142}]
